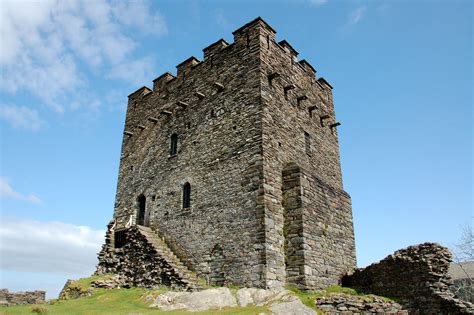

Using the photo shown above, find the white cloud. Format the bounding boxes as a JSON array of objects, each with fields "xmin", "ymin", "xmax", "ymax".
[
  {"xmin": 0, "ymin": 218, "xmax": 104, "ymax": 274},
  {"xmin": 0, "ymin": 104, "xmax": 44, "ymax": 131},
  {"xmin": 0, "ymin": 0, "xmax": 166, "ymax": 113},
  {"xmin": 348, "ymin": 6, "xmax": 367, "ymax": 25},
  {"xmin": 310, "ymin": 0, "xmax": 328, "ymax": 7},
  {"xmin": 108, "ymin": 56, "xmax": 156, "ymax": 86},
  {"xmin": 0, "ymin": 177, "xmax": 42, "ymax": 204}
]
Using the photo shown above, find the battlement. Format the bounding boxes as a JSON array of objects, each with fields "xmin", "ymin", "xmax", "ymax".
[{"xmin": 129, "ymin": 17, "xmax": 325, "ymax": 100}]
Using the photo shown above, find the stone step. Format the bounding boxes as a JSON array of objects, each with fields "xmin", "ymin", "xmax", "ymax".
[{"xmin": 136, "ymin": 225, "xmax": 201, "ymax": 289}]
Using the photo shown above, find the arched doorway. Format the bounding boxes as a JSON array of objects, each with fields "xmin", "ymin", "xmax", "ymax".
[
  {"xmin": 137, "ymin": 194, "xmax": 146, "ymax": 226},
  {"xmin": 209, "ymin": 245, "xmax": 225, "ymax": 286}
]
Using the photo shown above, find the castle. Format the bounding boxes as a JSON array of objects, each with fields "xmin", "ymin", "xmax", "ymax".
[{"xmin": 96, "ymin": 17, "xmax": 356, "ymax": 291}]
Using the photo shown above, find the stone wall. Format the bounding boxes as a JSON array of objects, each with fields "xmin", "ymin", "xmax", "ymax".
[
  {"xmin": 342, "ymin": 243, "xmax": 474, "ymax": 314},
  {"xmin": 258, "ymin": 21, "xmax": 356, "ymax": 288},
  {"xmin": 0, "ymin": 289, "xmax": 45, "ymax": 306},
  {"xmin": 113, "ymin": 19, "xmax": 267, "ymax": 288}
]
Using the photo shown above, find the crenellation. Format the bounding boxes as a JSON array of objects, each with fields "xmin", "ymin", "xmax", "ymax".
[
  {"xmin": 299, "ymin": 60, "xmax": 316, "ymax": 77},
  {"xmin": 278, "ymin": 40, "xmax": 298, "ymax": 60},
  {"xmin": 153, "ymin": 72, "xmax": 175, "ymax": 91},
  {"xmin": 176, "ymin": 56, "xmax": 201, "ymax": 79},
  {"xmin": 203, "ymin": 38, "xmax": 229, "ymax": 59},
  {"xmin": 317, "ymin": 77, "xmax": 333, "ymax": 90}
]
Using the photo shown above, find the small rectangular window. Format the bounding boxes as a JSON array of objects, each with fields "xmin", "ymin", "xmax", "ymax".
[
  {"xmin": 304, "ymin": 132, "xmax": 311, "ymax": 156},
  {"xmin": 170, "ymin": 134, "xmax": 178, "ymax": 156},
  {"xmin": 114, "ymin": 230, "xmax": 127, "ymax": 248}
]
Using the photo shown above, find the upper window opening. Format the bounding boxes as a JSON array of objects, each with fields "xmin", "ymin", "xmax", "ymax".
[
  {"xmin": 170, "ymin": 133, "xmax": 178, "ymax": 156},
  {"xmin": 183, "ymin": 182, "xmax": 191, "ymax": 208},
  {"xmin": 304, "ymin": 132, "xmax": 311, "ymax": 156}
]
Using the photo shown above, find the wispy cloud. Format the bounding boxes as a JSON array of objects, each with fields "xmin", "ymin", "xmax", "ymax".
[
  {"xmin": 0, "ymin": 177, "xmax": 42, "ymax": 204},
  {"xmin": 0, "ymin": 0, "xmax": 167, "ymax": 113},
  {"xmin": 215, "ymin": 9, "xmax": 232, "ymax": 28},
  {"xmin": 348, "ymin": 6, "xmax": 367, "ymax": 25},
  {"xmin": 0, "ymin": 218, "xmax": 104, "ymax": 274},
  {"xmin": 309, "ymin": 0, "xmax": 328, "ymax": 7},
  {"xmin": 0, "ymin": 104, "xmax": 44, "ymax": 131},
  {"xmin": 107, "ymin": 56, "xmax": 156, "ymax": 86}
]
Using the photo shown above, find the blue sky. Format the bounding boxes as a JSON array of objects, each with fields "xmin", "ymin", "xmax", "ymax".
[{"xmin": 0, "ymin": 0, "xmax": 472, "ymax": 299}]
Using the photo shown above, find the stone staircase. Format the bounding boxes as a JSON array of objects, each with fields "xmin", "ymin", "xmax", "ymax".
[{"xmin": 136, "ymin": 225, "xmax": 202, "ymax": 290}]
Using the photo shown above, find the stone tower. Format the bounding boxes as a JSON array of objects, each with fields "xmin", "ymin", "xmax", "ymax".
[{"xmin": 97, "ymin": 17, "xmax": 356, "ymax": 291}]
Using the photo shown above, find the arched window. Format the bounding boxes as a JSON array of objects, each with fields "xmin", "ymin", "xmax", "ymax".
[
  {"xmin": 170, "ymin": 133, "xmax": 178, "ymax": 156},
  {"xmin": 137, "ymin": 194, "xmax": 146, "ymax": 225},
  {"xmin": 183, "ymin": 182, "xmax": 191, "ymax": 208}
]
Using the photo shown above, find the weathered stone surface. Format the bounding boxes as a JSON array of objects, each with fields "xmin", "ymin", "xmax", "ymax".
[
  {"xmin": 150, "ymin": 287, "xmax": 237, "ymax": 311},
  {"xmin": 343, "ymin": 242, "xmax": 474, "ymax": 314},
  {"xmin": 0, "ymin": 289, "xmax": 45, "ymax": 306},
  {"xmin": 268, "ymin": 299, "xmax": 316, "ymax": 315},
  {"xmin": 98, "ymin": 16, "xmax": 355, "ymax": 292},
  {"xmin": 150, "ymin": 286, "xmax": 316, "ymax": 314},
  {"xmin": 236, "ymin": 287, "xmax": 294, "ymax": 307},
  {"xmin": 314, "ymin": 293, "xmax": 407, "ymax": 314}
]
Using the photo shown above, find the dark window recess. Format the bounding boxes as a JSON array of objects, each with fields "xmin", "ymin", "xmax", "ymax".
[
  {"xmin": 137, "ymin": 194, "xmax": 146, "ymax": 225},
  {"xmin": 114, "ymin": 230, "xmax": 127, "ymax": 248},
  {"xmin": 170, "ymin": 133, "xmax": 178, "ymax": 155},
  {"xmin": 183, "ymin": 182, "xmax": 191, "ymax": 208},
  {"xmin": 304, "ymin": 132, "xmax": 311, "ymax": 156}
]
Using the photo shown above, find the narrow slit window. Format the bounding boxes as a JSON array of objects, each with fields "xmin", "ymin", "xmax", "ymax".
[
  {"xmin": 170, "ymin": 133, "xmax": 178, "ymax": 156},
  {"xmin": 304, "ymin": 132, "xmax": 311, "ymax": 156},
  {"xmin": 183, "ymin": 182, "xmax": 191, "ymax": 208}
]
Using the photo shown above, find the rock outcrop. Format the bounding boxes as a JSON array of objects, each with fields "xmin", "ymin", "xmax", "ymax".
[{"xmin": 149, "ymin": 287, "xmax": 316, "ymax": 314}]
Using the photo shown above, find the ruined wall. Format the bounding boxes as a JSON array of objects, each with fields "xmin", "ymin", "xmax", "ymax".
[
  {"xmin": 97, "ymin": 225, "xmax": 200, "ymax": 290},
  {"xmin": 0, "ymin": 289, "xmax": 45, "ymax": 306},
  {"xmin": 343, "ymin": 243, "xmax": 474, "ymax": 314},
  {"xmin": 112, "ymin": 19, "xmax": 272, "ymax": 288},
  {"xmin": 258, "ymin": 22, "xmax": 356, "ymax": 288}
]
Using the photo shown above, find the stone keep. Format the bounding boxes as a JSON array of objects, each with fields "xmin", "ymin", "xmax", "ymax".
[{"xmin": 97, "ymin": 17, "xmax": 356, "ymax": 291}]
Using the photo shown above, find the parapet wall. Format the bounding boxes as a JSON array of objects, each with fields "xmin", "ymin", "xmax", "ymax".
[
  {"xmin": 342, "ymin": 243, "xmax": 474, "ymax": 314},
  {"xmin": 0, "ymin": 289, "xmax": 45, "ymax": 306}
]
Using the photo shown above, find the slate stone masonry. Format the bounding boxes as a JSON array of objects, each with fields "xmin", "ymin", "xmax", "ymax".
[
  {"xmin": 342, "ymin": 243, "xmax": 474, "ymax": 314},
  {"xmin": 98, "ymin": 17, "xmax": 356, "ymax": 290}
]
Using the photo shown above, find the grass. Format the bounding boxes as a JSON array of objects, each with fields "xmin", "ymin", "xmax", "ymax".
[
  {"xmin": 0, "ymin": 277, "xmax": 269, "ymax": 315},
  {"xmin": 0, "ymin": 277, "xmax": 394, "ymax": 314}
]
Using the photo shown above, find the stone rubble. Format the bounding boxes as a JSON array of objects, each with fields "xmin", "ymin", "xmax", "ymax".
[
  {"xmin": 96, "ymin": 225, "xmax": 202, "ymax": 290},
  {"xmin": 91, "ymin": 275, "xmax": 128, "ymax": 289},
  {"xmin": 314, "ymin": 293, "xmax": 407, "ymax": 314}
]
